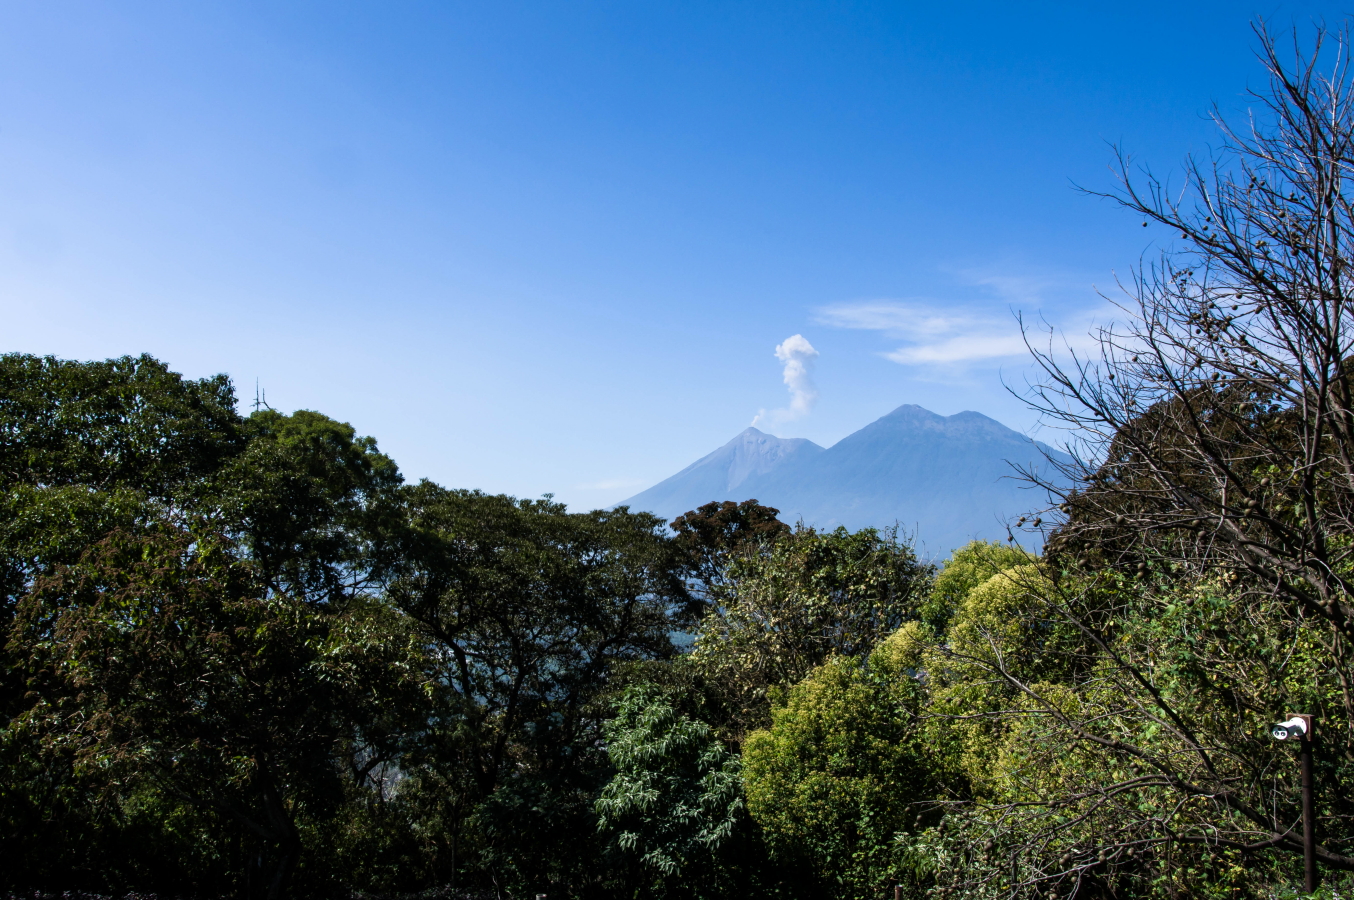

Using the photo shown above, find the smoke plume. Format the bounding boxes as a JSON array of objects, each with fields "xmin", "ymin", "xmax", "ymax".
[{"xmin": 752, "ymin": 334, "xmax": 819, "ymax": 428}]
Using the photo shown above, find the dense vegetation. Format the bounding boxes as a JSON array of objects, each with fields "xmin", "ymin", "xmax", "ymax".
[{"xmin": 8, "ymin": 20, "xmax": 1354, "ymax": 900}]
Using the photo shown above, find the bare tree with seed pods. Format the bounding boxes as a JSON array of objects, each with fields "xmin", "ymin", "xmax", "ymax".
[
  {"xmin": 1026, "ymin": 22, "xmax": 1354, "ymax": 631},
  {"xmin": 910, "ymin": 23, "xmax": 1354, "ymax": 900}
]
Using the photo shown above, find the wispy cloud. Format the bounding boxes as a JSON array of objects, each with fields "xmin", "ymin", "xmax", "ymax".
[
  {"xmin": 752, "ymin": 334, "xmax": 819, "ymax": 428},
  {"xmin": 958, "ymin": 271, "xmax": 1060, "ymax": 306},
  {"xmin": 816, "ymin": 265, "xmax": 1113, "ymax": 369},
  {"xmin": 816, "ymin": 300, "xmax": 1027, "ymax": 366},
  {"xmin": 815, "ymin": 302, "xmax": 969, "ymax": 339},
  {"xmin": 885, "ymin": 333, "xmax": 1029, "ymax": 364}
]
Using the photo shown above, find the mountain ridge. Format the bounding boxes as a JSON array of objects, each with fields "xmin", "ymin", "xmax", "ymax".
[
  {"xmin": 617, "ymin": 427, "xmax": 824, "ymax": 523},
  {"xmin": 619, "ymin": 404, "xmax": 1068, "ymax": 556}
]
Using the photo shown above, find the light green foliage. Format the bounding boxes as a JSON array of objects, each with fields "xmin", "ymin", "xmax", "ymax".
[
  {"xmin": 690, "ymin": 525, "xmax": 932, "ymax": 739},
  {"xmin": 943, "ymin": 563, "xmax": 1049, "ymax": 669},
  {"xmin": 922, "ymin": 539, "xmax": 1034, "ymax": 635},
  {"xmin": 596, "ymin": 685, "xmax": 744, "ymax": 896},
  {"xmin": 923, "ymin": 562, "xmax": 1060, "ymax": 793},
  {"xmin": 890, "ymin": 546, "xmax": 1047, "ymax": 798},
  {"xmin": 906, "ymin": 562, "xmax": 1354, "ymax": 900},
  {"xmin": 742, "ymin": 643, "xmax": 930, "ymax": 900}
]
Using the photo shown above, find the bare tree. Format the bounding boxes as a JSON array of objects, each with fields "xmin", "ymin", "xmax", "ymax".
[
  {"xmin": 1029, "ymin": 22, "xmax": 1354, "ymax": 628},
  {"xmin": 912, "ymin": 22, "xmax": 1354, "ymax": 898}
]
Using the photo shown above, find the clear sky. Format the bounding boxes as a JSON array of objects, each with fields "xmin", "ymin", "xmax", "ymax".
[{"xmin": 1, "ymin": 1, "xmax": 1343, "ymax": 509}]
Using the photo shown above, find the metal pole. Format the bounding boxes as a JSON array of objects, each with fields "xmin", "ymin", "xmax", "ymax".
[{"xmin": 1301, "ymin": 733, "xmax": 1317, "ymax": 893}]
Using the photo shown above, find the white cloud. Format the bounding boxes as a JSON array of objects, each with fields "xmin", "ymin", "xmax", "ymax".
[
  {"xmin": 817, "ymin": 299, "xmax": 1028, "ymax": 366},
  {"xmin": 885, "ymin": 333, "xmax": 1029, "ymax": 364},
  {"xmin": 815, "ymin": 302, "xmax": 970, "ymax": 339},
  {"xmin": 752, "ymin": 333, "xmax": 820, "ymax": 428}
]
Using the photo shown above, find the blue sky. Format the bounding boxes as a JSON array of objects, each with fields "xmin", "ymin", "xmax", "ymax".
[{"xmin": 1, "ymin": 1, "xmax": 1342, "ymax": 508}]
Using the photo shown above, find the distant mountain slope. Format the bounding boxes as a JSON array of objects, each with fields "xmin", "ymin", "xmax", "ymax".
[
  {"xmin": 619, "ymin": 427, "xmax": 824, "ymax": 521},
  {"xmin": 619, "ymin": 405, "xmax": 1069, "ymax": 557}
]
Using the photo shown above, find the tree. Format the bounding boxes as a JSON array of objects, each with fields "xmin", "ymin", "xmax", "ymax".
[
  {"xmin": 383, "ymin": 484, "xmax": 694, "ymax": 897},
  {"xmin": 0, "ymin": 353, "xmax": 249, "ymax": 696},
  {"xmin": 742, "ymin": 634, "xmax": 934, "ymax": 900},
  {"xmin": 0, "ymin": 354, "xmax": 252, "ymax": 892},
  {"xmin": 670, "ymin": 499, "xmax": 790, "ymax": 599},
  {"xmin": 595, "ymin": 684, "xmax": 746, "ymax": 899},
  {"xmin": 8, "ymin": 524, "xmax": 426, "ymax": 899},
  {"xmin": 689, "ymin": 525, "xmax": 933, "ymax": 741},
  {"xmin": 1024, "ymin": 21, "xmax": 1354, "ymax": 677},
  {"xmin": 0, "ymin": 354, "xmax": 428, "ymax": 897},
  {"xmin": 0, "ymin": 353, "xmax": 244, "ymax": 502},
  {"xmin": 214, "ymin": 408, "xmax": 405, "ymax": 606},
  {"xmin": 936, "ymin": 22, "xmax": 1354, "ymax": 893},
  {"xmin": 921, "ymin": 539, "xmax": 1035, "ymax": 635},
  {"xmin": 907, "ymin": 564, "xmax": 1344, "ymax": 899}
]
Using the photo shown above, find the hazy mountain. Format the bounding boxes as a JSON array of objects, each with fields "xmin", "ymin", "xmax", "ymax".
[
  {"xmin": 621, "ymin": 427, "xmax": 824, "ymax": 520},
  {"xmin": 619, "ymin": 404, "xmax": 1069, "ymax": 557}
]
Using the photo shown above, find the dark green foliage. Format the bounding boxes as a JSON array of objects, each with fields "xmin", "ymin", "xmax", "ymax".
[
  {"xmin": 218, "ymin": 408, "xmax": 405, "ymax": 604},
  {"xmin": 596, "ymin": 683, "xmax": 746, "ymax": 898},
  {"xmin": 8, "ymin": 525, "xmax": 424, "ymax": 898},
  {"xmin": 0, "ymin": 352, "xmax": 244, "ymax": 498},
  {"xmin": 689, "ymin": 525, "xmax": 933, "ymax": 740},
  {"xmin": 670, "ymin": 499, "xmax": 790, "ymax": 597},
  {"xmin": 385, "ymin": 484, "xmax": 694, "ymax": 897},
  {"xmin": 0, "ymin": 353, "xmax": 699, "ymax": 898}
]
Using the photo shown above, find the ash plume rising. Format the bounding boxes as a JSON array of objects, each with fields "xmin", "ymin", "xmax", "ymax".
[{"xmin": 752, "ymin": 334, "xmax": 819, "ymax": 429}]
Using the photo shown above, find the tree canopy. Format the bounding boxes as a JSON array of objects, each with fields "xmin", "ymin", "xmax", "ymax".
[{"xmin": 13, "ymin": 19, "xmax": 1354, "ymax": 900}]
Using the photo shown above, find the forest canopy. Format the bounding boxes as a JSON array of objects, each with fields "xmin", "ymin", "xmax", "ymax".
[{"xmin": 8, "ymin": 19, "xmax": 1354, "ymax": 900}]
